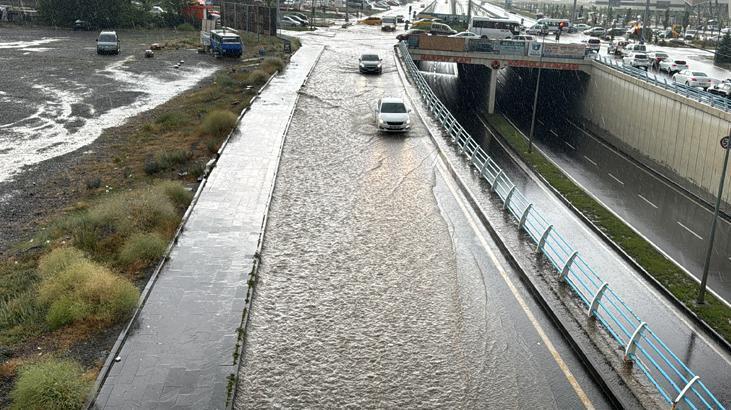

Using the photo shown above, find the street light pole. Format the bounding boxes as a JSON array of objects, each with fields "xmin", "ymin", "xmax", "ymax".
[
  {"xmin": 528, "ymin": 35, "xmax": 546, "ymax": 154},
  {"xmin": 697, "ymin": 132, "xmax": 731, "ymax": 304}
]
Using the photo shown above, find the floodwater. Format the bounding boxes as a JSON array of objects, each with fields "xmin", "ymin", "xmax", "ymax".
[
  {"xmin": 0, "ymin": 27, "xmax": 216, "ymax": 183},
  {"xmin": 235, "ymin": 22, "xmax": 610, "ymax": 409}
]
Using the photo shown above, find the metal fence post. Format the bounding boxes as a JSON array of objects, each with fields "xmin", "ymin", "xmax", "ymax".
[
  {"xmin": 491, "ymin": 170, "xmax": 504, "ymax": 191},
  {"xmin": 588, "ymin": 282, "xmax": 609, "ymax": 317},
  {"xmin": 519, "ymin": 204, "xmax": 533, "ymax": 230},
  {"xmin": 537, "ymin": 225, "xmax": 553, "ymax": 252},
  {"xmin": 503, "ymin": 185, "xmax": 516, "ymax": 210},
  {"xmin": 671, "ymin": 376, "xmax": 700, "ymax": 410},
  {"xmin": 561, "ymin": 251, "xmax": 579, "ymax": 279},
  {"xmin": 624, "ymin": 322, "xmax": 647, "ymax": 362}
]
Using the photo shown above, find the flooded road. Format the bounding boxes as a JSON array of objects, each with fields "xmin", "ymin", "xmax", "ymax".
[
  {"xmin": 235, "ymin": 25, "xmax": 610, "ymax": 408},
  {"xmin": 0, "ymin": 27, "xmax": 216, "ymax": 183}
]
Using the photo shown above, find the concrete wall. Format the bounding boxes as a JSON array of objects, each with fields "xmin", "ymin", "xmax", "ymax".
[{"xmin": 580, "ymin": 62, "xmax": 731, "ymax": 205}]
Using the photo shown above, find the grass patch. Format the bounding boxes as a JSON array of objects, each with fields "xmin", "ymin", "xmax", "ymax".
[
  {"xmin": 486, "ymin": 113, "xmax": 731, "ymax": 341},
  {"xmin": 10, "ymin": 358, "xmax": 91, "ymax": 410},
  {"xmin": 38, "ymin": 250, "xmax": 139, "ymax": 329},
  {"xmin": 155, "ymin": 112, "xmax": 189, "ymax": 132},
  {"xmin": 118, "ymin": 233, "xmax": 167, "ymax": 271},
  {"xmin": 156, "ymin": 149, "xmax": 192, "ymax": 170},
  {"xmin": 215, "ymin": 72, "xmax": 237, "ymax": 89},
  {"xmin": 201, "ymin": 110, "xmax": 237, "ymax": 138},
  {"xmin": 247, "ymin": 69, "xmax": 270, "ymax": 85},
  {"xmin": 176, "ymin": 23, "xmax": 196, "ymax": 32},
  {"xmin": 261, "ymin": 57, "xmax": 284, "ymax": 74}
]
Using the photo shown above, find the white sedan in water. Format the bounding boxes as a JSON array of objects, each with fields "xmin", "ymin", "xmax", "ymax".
[
  {"xmin": 449, "ymin": 31, "xmax": 480, "ymax": 38},
  {"xmin": 375, "ymin": 97, "xmax": 411, "ymax": 132},
  {"xmin": 672, "ymin": 70, "xmax": 714, "ymax": 90}
]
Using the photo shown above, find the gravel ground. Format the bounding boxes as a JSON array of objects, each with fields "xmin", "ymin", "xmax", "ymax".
[{"xmin": 0, "ymin": 25, "xmax": 219, "ymax": 254}]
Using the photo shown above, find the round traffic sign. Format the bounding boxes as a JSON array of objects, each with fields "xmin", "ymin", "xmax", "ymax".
[{"xmin": 722, "ymin": 136, "xmax": 730, "ymax": 150}]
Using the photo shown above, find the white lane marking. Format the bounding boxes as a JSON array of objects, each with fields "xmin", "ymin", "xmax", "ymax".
[
  {"xmin": 550, "ymin": 129, "xmax": 559, "ymax": 137},
  {"xmin": 677, "ymin": 221, "xmax": 704, "ymax": 241},
  {"xmin": 435, "ymin": 160, "xmax": 595, "ymax": 410},
  {"xmin": 607, "ymin": 173, "xmax": 624, "ymax": 186},
  {"xmin": 564, "ymin": 141, "xmax": 576, "ymax": 150},
  {"xmin": 537, "ymin": 119, "xmax": 545, "ymax": 126},
  {"xmin": 637, "ymin": 194, "xmax": 659, "ymax": 209},
  {"xmin": 583, "ymin": 155, "xmax": 598, "ymax": 166}
]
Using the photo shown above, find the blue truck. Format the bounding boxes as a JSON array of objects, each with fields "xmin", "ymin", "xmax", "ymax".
[{"xmin": 208, "ymin": 29, "xmax": 243, "ymax": 58}]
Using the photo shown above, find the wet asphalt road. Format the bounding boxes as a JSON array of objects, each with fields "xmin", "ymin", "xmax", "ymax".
[
  {"xmin": 421, "ymin": 60, "xmax": 731, "ymax": 406},
  {"xmin": 0, "ymin": 26, "xmax": 216, "ymax": 184},
  {"xmin": 236, "ymin": 24, "xmax": 611, "ymax": 408}
]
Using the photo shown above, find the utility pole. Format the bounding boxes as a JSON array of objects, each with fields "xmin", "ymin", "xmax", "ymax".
[
  {"xmin": 345, "ymin": 0, "xmax": 349, "ymax": 22},
  {"xmin": 642, "ymin": 0, "xmax": 650, "ymax": 42},
  {"xmin": 311, "ymin": 0, "xmax": 315, "ymax": 29},
  {"xmin": 467, "ymin": 0, "xmax": 471, "ymax": 23},
  {"xmin": 528, "ymin": 33, "xmax": 546, "ymax": 153},
  {"xmin": 697, "ymin": 132, "xmax": 731, "ymax": 304},
  {"xmin": 571, "ymin": 0, "xmax": 577, "ymax": 22}
]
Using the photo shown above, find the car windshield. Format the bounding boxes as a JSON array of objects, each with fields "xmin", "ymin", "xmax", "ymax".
[
  {"xmin": 99, "ymin": 34, "xmax": 116, "ymax": 42},
  {"xmin": 381, "ymin": 102, "xmax": 406, "ymax": 113},
  {"xmin": 693, "ymin": 72, "xmax": 707, "ymax": 76},
  {"xmin": 634, "ymin": 54, "xmax": 647, "ymax": 59},
  {"xmin": 361, "ymin": 54, "xmax": 379, "ymax": 61},
  {"xmin": 222, "ymin": 37, "xmax": 240, "ymax": 43},
  {"xmin": 656, "ymin": 53, "xmax": 668, "ymax": 57},
  {"xmin": 675, "ymin": 60, "xmax": 687, "ymax": 65}
]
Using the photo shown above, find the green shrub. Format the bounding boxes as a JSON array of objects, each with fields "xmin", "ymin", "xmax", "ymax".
[
  {"xmin": 189, "ymin": 160, "xmax": 206, "ymax": 179},
  {"xmin": 118, "ymin": 233, "xmax": 167, "ymax": 268},
  {"xmin": 155, "ymin": 112, "xmax": 188, "ymax": 131},
  {"xmin": 206, "ymin": 139, "xmax": 219, "ymax": 154},
  {"xmin": 59, "ymin": 186, "xmax": 180, "ymax": 253},
  {"xmin": 144, "ymin": 156, "xmax": 161, "ymax": 175},
  {"xmin": 176, "ymin": 22, "xmax": 196, "ymax": 31},
  {"xmin": 247, "ymin": 69, "xmax": 269, "ymax": 85},
  {"xmin": 215, "ymin": 73, "xmax": 237, "ymax": 89},
  {"xmin": 157, "ymin": 180, "xmax": 193, "ymax": 209},
  {"xmin": 38, "ymin": 257, "xmax": 139, "ymax": 329},
  {"xmin": 201, "ymin": 110, "xmax": 237, "ymax": 138},
  {"xmin": 38, "ymin": 248, "xmax": 86, "ymax": 277},
  {"xmin": 156, "ymin": 149, "xmax": 192, "ymax": 169},
  {"xmin": 0, "ymin": 290, "xmax": 44, "ymax": 329},
  {"xmin": 261, "ymin": 57, "xmax": 284, "ymax": 74},
  {"xmin": 10, "ymin": 358, "xmax": 91, "ymax": 410}
]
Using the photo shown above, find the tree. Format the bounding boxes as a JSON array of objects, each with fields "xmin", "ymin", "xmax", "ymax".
[
  {"xmin": 715, "ymin": 31, "xmax": 731, "ymax": 64},
  {"xmin": 663, "ymin": 8, "xmax": 669, "ymax": 29}
]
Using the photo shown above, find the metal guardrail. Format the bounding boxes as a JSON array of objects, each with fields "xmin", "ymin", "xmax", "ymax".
[
  {"xmin": 593, "ymin": 55, "xmax": 731, "ymax": 112},
  {"xmin": 398, "ymin": 41, "xmax": 726, "ymax": 410}
]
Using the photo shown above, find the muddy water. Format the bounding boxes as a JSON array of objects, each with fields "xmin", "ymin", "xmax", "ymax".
[
  {"xmin": 235, "ymin": 25, "xmax": 607, "ymax": 408},
  {"xmin": 0, "ymin": 27, "xmax": 216, "ymax": 183}
]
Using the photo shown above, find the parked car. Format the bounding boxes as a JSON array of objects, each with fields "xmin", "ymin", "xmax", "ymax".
[
  {"xmin": 658, "ymin": 59, "xmax": 688, "ymax": 74},
  {"xmin": 396, "ymin": 29, "xmax": 425, "ymax": 41},
  {"xmin": 708, "ymin": 80, "xmax": 731, "ymax": 98},
  {"xmin": 360, "ymin": 16, "xmax": 382, "ymax": 25},
  {"xmin": 573, "ymin": 23, "xmax": 590, "ymax": 31},
  {"xmin": 508, "ymin": 34, "xmax": 534, "ymax": 41},
  {"xmin": 150, "ymin": 5, "xmax": 164, "ymax": 14},
  {"xmin": 621, "ymin": 43, "xmax": 647, "ymax": 57},
  {"xmin": 73, "ymin": 19, "xmax": 91, "ymax": 31},
  {"xmin": 683, "ymin": 30, "xmax": 697, "ymax": 40},
  {"xmin": 605, "ymin": 27, "xmax": 626, "ymax": 37},
  {"xmin": 526, "ymin": 23, "xmax": 548, "ymax": 36},
  {"xmin": 608, "ymin": 40, "xmax": 629, "ymax": 55},
  {"xmin": 623, "ymin": 52, "xmax": 650, "ymax": 69},
  {"xmin": 284, "ymin": 13, "xmax": 308, "ymax": 25},
  {"xmin": 429, "ymin": 22, "xmax": 457, "ymax": 36},
  {"xmin": 449, "ymin": 31, "xmax": 480, "ymax": 38},
  {"xmin": 359, "ymin": 53, "xmax": 382, "ymax": 74},
  {"xmin": 673, "ymin": 70, "xmax": 713, "ymax": 89},
  {"xmin": 647, "ymin": 51, "xmax": 669, "ymax": 69},
  {"xmin": 281, "ymin": 15, "xmax": 302, "ymax": 27},
  {"xmin": 375, "ymin": 97, "xmax": 411, "ymax": 132},
  {"xmin": 411, "ymin": 18, "xmax": 442, "ymax": 29},
  {"xmin": 586, "ymin": 38, "xmax": 601, "ymax": 53},
  {"xmin": 96, "ymin": 31, "xmax": 120, "ymax": 55},
  {"xmin": 583, "ymin": 27, "xmax": 605, "ymax": 36}
]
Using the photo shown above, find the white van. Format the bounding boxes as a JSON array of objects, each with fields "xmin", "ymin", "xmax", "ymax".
[
  {"xmin": 468, "ymin": 16, "xmax": 521, "ymax": 39},
  {"xmin": 536, "ymin": 18, "xmax": 571, "ymax": 34}
]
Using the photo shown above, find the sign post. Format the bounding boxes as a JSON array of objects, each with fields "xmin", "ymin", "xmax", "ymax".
[{"xmin": 697, "ymin": 133, "xmax": 731, "ymax": 304}]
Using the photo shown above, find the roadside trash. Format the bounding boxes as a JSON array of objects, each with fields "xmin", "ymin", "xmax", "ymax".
[
  {"xmin": 150, "ymin": 43, "xmax": 161, "ymax": 50},
  {"xmin": 114, "ymin": 356, "xmax": 121, "ymax": 362},
  {"xmin": 144, "ymin": 49, "xmax": 154, "ymax": 58}
]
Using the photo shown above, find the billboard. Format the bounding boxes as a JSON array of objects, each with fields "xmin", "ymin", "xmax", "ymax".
[{"xmin": 542, "ymin": 43, "xmax": 586, "ymax": 59}]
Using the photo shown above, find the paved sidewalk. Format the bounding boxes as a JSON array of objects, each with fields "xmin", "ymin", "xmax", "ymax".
[{"xmin": 92, "ymin": 44, "xmax": 323, "ymax": 409}]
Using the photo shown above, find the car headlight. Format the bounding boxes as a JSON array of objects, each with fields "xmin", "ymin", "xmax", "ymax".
[
  {"xmin": 359, "ymin": 62, "xmax": 365, "ymax": 67},
  {"xmin": 406, "ymin": 118, "xmax": 411, "ymax": 125},
  {"xmin": 378, "ymin": 118, "xmax": 385, "ymax": 125},
  {"xmin": 377, "ymin": 63, "xmax": 382, "ymax": 68}
]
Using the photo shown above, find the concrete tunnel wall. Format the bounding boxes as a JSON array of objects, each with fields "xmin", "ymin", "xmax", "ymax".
[{"xmin": 580, "ymin": 63, "xmax": 731, "ymax": 205}]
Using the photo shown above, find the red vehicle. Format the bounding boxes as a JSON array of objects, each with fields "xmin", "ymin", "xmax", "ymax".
[{"xmin": 182, "ymin": 0, "xmax": 215, "ymax": 22}]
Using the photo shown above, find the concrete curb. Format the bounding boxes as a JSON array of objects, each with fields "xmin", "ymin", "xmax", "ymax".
[
  {"xmin": 393, "ymin": 46, "xmax": 634, "ymax": 409},
  {"xmin": 227, "ymin": 45, "xmax": 325, "ymax": 410},
  {"xmin": 85, "ymin": 67, "xmax": 282, "ymax": 409},
  {"xmin": 492, "ymin": 115, "xmax": 731, "ymax": 354}
]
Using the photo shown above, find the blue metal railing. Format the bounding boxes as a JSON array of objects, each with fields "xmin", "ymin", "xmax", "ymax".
[
  {"xmin": 593, "ymin": 55, "xmax": 731, "ymax": 112},
  {"xmin": 398, "ymin": 41, "xmax": 726, "ymax": 410}
]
